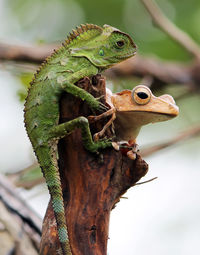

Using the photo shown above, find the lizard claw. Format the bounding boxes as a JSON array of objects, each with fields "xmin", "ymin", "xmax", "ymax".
[
  {"xmin": 98, "ymin": 102, "xmax": 109, "ymax": 112},
  {"xmin": 98, "ymin": 137, "xmax": 113, "ymax": 142}
]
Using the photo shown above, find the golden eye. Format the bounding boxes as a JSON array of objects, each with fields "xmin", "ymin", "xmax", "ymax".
[{"xmin": 132, "ymin": 86, "xmax": 151, "ymax": 105}]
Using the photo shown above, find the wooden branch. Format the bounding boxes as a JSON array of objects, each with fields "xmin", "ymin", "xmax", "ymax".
[
  {"xmin": 141, "ymin": 0, "xmax": 200, "ymax": 60},
  {"xmin": 0, "ymin": 174, "xmax": 42, "ymax": 254},
  {"xmin": 0, "ymin": 42, "xmax": 56, "ymax": 63},
  {"xmin": 39, "ymin": 75, "xmax": 148, "ymax": 254},
  {"xmin": 1, "ymin": 42, "xmax": 200, "ymax": 91},
  {"xmin": 105, "ymin": 55, "xmax": 192, "ymax": 86}
]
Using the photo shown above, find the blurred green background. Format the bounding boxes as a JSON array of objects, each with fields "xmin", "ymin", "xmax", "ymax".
[
  {"xmin": 0, "ymin": 0, "xmax": 200, "ymax": 254},
  {"xmin": 2, "ymin": 0, "xmax": 200, "ymax": 60}
]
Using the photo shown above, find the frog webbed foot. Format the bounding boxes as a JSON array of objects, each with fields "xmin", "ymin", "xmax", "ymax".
[
  {"xmin": 112, "ymin": 141, "xmax": 139, "ymax": 160},
  {"xmin": 126, "ymin": 143, "xmax": 139, "ymax": 160}
]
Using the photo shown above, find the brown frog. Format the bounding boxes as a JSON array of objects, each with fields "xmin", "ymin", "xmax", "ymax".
[{"xmin": 91, "ymin": 85, "xmax": 179, "ymax": 159}]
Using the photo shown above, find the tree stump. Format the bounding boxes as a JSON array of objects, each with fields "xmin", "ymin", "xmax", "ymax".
[{"xmin": 40, "ymin": 75, "xmax": 148, "ymax": 255}]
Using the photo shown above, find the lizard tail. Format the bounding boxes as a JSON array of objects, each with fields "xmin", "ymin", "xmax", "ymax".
[{"xmin": 36, "ymin": 146, "xmax": 72, "ymax": 255}]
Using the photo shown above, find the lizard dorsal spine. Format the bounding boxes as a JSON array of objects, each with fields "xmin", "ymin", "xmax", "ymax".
[{"xmin": 63, "ymin": 24, "xmax": 103, "ymax": 48}]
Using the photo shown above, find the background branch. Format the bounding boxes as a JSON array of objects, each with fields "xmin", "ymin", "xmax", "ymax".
[
  {"xmin": 141, "ymin": 0, "xmax": 200, "ymax": 60},
  {"xmin": 1, "ymin": 42, "xmax": 200, "ymax": 91},
  {"xmin": 0, "ymin": 42, "xmax": 55, "ymax": 63}
]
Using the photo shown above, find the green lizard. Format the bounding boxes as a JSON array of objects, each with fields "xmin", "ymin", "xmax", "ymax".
[{"xmin": 24, "ymin": 24, "xmax": 137, "ymax": 255}]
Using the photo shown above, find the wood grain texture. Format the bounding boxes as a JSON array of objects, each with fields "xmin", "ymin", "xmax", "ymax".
[{"xmin": 40, "ymin": 75, "xmax": 148, "ymax": 255}]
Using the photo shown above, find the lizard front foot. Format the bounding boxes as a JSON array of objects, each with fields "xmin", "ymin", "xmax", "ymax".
[
  {"xmin": 89, "ymin": 100, "xmax": 109, "ymax": 114},
  {"xmin": 97, "ymin": 101, "xmax": 110, "ymax": 112},
  {"xmin": 89, "ymin": 138, "xmax": 113, "ymax": 153}
]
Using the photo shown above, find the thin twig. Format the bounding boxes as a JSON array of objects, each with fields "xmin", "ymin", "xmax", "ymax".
[
  {"xmin": 134, "ymin": 177, "xmax": 158, "ymax": 185},
  {"xmin": 141, "ymin": 0, "xmax": 200, "ymax": 60}
]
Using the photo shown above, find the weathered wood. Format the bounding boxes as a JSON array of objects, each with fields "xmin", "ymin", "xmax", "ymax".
[{"xmin": 40, "ymin": 75, "xmax": 148, "ymax": 255}]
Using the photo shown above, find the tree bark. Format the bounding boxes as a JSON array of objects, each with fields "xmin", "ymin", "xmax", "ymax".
[{"xmin": 40, "ymin": 75, "xmax": 148, "ymax": 255}]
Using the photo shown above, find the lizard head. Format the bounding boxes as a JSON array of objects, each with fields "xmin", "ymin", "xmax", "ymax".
[{"xmin": 69, "ymin": 24, "xmax": 137, "ymax": 69}]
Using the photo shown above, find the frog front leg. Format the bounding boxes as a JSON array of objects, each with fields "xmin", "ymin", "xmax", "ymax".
[{"xmin": 88, "ymin": 108, "xmax": 116, "ymax": 141}]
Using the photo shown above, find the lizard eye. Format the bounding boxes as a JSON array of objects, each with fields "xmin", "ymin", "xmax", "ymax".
[
  {"xmin": 115, "ymin": 40, "xmax": 125, "ymax": 48},
  {"xmin": 132, "ymin": 86, "xmax": 151, "ymax": 105}
]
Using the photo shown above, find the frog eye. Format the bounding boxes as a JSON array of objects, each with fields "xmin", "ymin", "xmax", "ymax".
[{"xmin": 132, "ymin": 86, "xmax": 151, "ymax": 105}]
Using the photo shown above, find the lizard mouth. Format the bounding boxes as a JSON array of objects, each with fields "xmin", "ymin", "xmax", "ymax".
[{"xmin": 117, "ymin": 51, "xmax": 137, "ymax": 59}]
